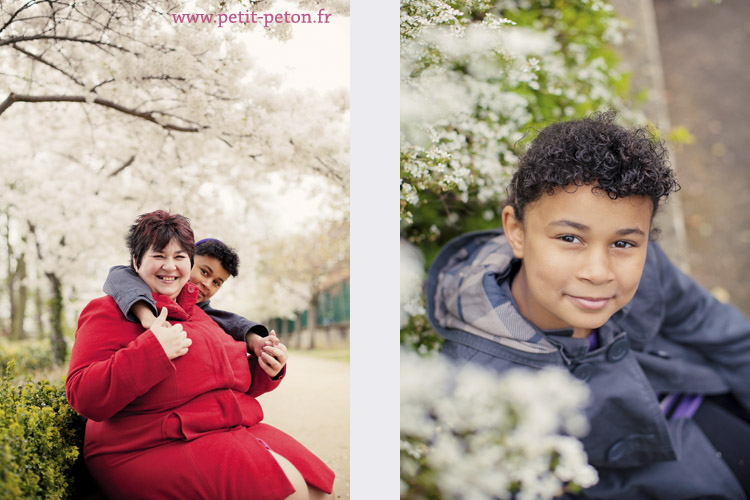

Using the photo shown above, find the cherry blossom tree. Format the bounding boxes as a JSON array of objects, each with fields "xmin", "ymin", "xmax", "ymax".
[
  {"xmin": 0, "ymin": 0, "xmax": 349, "ymax": 361},
  {"xmin": 255, "ymin": 216, "xmax": 349, "ymax": 348}
]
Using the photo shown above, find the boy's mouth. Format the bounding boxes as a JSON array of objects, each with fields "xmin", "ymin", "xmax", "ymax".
[{"xmin": 569, "ymin": 295, "xmax": 611, "ymax": 310}]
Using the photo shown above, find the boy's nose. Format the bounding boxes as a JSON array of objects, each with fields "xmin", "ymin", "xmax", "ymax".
[{"xmin": 579, "ymin": 249, "xmax": 615, "ymax": 284}]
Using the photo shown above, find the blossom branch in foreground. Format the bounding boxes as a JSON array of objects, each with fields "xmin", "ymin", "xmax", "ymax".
[{"xmin": 401, "ymin": 350, "xmax": 598, "ymax": 500}]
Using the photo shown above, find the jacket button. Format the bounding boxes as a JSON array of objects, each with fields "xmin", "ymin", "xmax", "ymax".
[
  {"xmin": 607, "ymin": 439, "xmax": 628, "ymax": 463},
  {"xmin": 607, "ymin": 337, "xmax": 630, "ymax": 363},
  {"xmin": 571, "ymin": 363, "xmax": 593, "ymax": 381}
]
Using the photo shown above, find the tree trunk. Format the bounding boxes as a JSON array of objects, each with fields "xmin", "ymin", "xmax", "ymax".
[
  {"xmin": 307, "ymin": 294, "xmax": 319, "ymax": 350},
  {"xmin": 6, "ymin": 218, "xmax": 16, "ymax": 338},
  {"xmin": 47, "ymin": 272, "xmax": 67, "ymax": 364},
  {"xmin": 10, "ymin": 254, "xmax": 27, "ymax": 339},
  {"xmin": 7, "ymin": 263, "xmax": 17, "ymax": 338},
  {"xmin": 294, "ymin": 311, "xmax": 302, "ymax": 350},
  {"xmin": 34, "ymin": 288, "xmax": 45, "ymax": 339}
]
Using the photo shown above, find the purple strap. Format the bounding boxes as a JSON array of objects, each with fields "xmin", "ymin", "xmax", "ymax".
[
  {"xmin": 588, "ymin": 332, "xmax": 703, "ymax": 420},
  {"xmin": 661, "ymin": 393, "xmax": 705, "ymax": 419},
  {"xmin": 587, "ymin": 332, "xmax": 599, "ymax": 351}
]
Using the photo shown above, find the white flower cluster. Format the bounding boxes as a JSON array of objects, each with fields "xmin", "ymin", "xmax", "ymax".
[
  {"xmin": 400, "ymin": 240, "xmax": 427, "ymax": 328},
  {"xmin": 401, "ymin": 350, "xmax": 598, "ymax": 500},
  {"xmin": 401, "ymin": 0, "xmax": 500, "ymax": 41},
  {"xmin": 400, "ymin": 0, "xmax": 626, "ymax": 225}
]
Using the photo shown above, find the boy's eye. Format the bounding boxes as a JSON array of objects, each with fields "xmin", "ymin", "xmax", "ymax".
[
  {"xmin": 558, "ymin": 235, "xmax": 581, "ymax": 244},
  {"xmin": 213, "ymin": 280, "xmax": 221, "ymax": 288},
  {"xmin": 201, "ymin": 269, "xmax": 208, "ymax": 276},
  {"xmin": 613, "ymin": 240, "xmax": 635, "ymax": 249}
]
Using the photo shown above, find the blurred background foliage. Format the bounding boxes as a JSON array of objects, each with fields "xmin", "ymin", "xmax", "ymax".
[{"xmin": 400, "ymin": 0, "xmax": 638, "ymax": 352}]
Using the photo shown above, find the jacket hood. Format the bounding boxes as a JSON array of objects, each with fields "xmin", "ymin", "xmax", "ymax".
[{"xmin": 427, "ymin": 229, "xmax": 558, "ymax": 355}]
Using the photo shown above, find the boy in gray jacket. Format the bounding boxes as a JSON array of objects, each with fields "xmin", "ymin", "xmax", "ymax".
[
  {"xmin": 105, "ymin": 238, "xmax": 278, "ymax": 360},
  {"xmin": 427, "ymin": 112, "xmax": 750, "ymax": 499}
]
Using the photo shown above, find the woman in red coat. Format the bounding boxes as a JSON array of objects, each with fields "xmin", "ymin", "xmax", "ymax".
[{"xmin": 66, "ymin": 210, "xmax": 335, "ymax": 500}]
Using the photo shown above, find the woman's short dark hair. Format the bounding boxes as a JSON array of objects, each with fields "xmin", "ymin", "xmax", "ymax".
[
  {"xmin": 195, "ymin": 239, "xmax": 240, "ymax": 277},
  {"xmin": 507, "ymin": 111, "xmax": 680, "ymax": 222},
  {"xmin": 127, "ymin": 210, "xmax": 195, "ymax": 269}
]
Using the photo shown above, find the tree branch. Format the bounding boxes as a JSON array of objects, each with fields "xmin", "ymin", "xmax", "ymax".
[
  {"xmin": 109, "ymin": 155, "xmax": 136, "ymax": 177},
  {"xmin": 313, "ymin": 156, "xmax": 345, "ymax": 184},
  {"xmin": 0, "ymin": 93, "xmax": 204, "ymax": 132},
  {"xmin": 0, "ymin": 0, "xmax": 42, "ymax": 36},
  {"xmin": 0, "ymin": 35, "xmax": 130, "ymax": 52},
  {"xmin": 12, "ymin": 44, "xmax": 86, "ymax": 87}
]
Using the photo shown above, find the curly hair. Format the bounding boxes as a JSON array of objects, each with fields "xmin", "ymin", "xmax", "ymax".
[
  {"xmin": 507, "ymin": 111, "xmax": 679, "ymax": 222},
  {"xmin": 195, "ymin": 239, "xmax": 240, "ymax": 277}
]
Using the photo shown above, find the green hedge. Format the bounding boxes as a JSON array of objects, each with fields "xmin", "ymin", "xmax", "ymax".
[
  {"xmin": 0, "ymin": 340, "xmax": 56, "ymax": 374},
  {"xmin": 0, "ymin": 362, "xmax": 84, "ymax": 499}
]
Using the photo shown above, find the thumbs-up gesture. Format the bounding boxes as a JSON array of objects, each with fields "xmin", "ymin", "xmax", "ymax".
[{"xmin": 150, "ymin": 308, "xmax": 192, "ymax": 360}]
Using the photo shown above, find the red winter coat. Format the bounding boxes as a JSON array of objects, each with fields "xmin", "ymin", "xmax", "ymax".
[{"xmin": 66, "ymin": 283, "xmax": 334, "ymax": 500}]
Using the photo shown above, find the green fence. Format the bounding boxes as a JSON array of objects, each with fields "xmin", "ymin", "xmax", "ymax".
[
  {"xmin": 316, "ymin": 280, "xmax": 350, "ymax": 326},
  {"xmin": 268, "ymin": 279, "xmax": 349, "ymax": 334}
]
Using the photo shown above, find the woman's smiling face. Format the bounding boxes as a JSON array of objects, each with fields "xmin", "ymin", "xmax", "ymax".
[{"xmin": 133, "ymin": 239, "xmax": 191, "ymax": 300}]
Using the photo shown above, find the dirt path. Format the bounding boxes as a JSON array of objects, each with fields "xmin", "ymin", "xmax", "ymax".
[
  {"xmin": 653, "ymin": 0, "xmax": 750, "ymax": 317},
  {"xmin": 256, "ymin": 353, "xmax": 350, "ymax": 500}
]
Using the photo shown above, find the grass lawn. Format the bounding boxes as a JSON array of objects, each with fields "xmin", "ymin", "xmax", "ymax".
[{"xmin": 288, "ymin": 347, "xmax": 350, "ymax": 363}]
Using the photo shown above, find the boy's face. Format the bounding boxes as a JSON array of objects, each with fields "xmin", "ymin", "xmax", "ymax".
[
  {"xmin": 502, "ymin": 186, "xmax": 652, "ymax": 338},
  {"xmin": 190, "ymin": 254, "xmax": 230, "ymax": 302}
]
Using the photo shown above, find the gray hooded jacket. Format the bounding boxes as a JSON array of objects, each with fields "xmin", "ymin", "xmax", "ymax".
[{"xmin": 427, "ymin": 229, "xmax": 750, "ymax": 499}]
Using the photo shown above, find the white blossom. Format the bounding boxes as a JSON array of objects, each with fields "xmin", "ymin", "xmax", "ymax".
[
  {"xmin": 400, "ymin": 240, "xmax": 426, "ymax": 328},
  {"xmin": 1, "ymin": 0, "xmax": 349, "ymax": 325},
  {"xmin": 400, "ymin": 0, "xmax": 627, "ymax": 218},
  {"xmin": 401, "ymin": 351, "xmax": 598, "ymax": 499}
]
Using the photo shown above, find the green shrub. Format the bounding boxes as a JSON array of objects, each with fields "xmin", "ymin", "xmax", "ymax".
[
  {"xmin": 0, "ymin": 340, "xmax": 56, "ymax": 374},
  {"xmin": 0, "ymin": 361, "xmax": 83, "ymax": 499}
]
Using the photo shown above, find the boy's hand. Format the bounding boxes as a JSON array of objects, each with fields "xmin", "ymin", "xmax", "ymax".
[
  {"xmin": 133, "ymin": 301, "xmax": 158, "ymax": 329},
  {"xmin": 258, "ymin": 335, "xmax": 287, "ymax": 378},
  {"xmin": 265, "ymin": 330, "xmax": 281, "ymax": 348},
  {"xmin": 248, "ymin": 330, "xmax": 281, "ymax": 358},
  {"xmin": 150, "ymin": 308, "xmax": 192, "ymax": 360}
]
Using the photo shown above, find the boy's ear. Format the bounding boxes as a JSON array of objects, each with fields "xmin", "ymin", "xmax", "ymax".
[{"xmin": 502, "ymin": 205, "xmax": 525, "ymax": 259}]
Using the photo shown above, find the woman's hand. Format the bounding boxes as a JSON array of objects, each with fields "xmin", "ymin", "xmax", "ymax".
[
  {"xmin": 150, "ymin": 307, "xmax": 192, "ymax": 360},
  {"xmin": 258, "ymin": 331, "xmax": 287, "ymax": 378}
]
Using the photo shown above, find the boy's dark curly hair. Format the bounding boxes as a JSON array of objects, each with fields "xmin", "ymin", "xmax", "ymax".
[
  {"xmin": 195, "ymin": 239, "xmax": 239, "ymax": 277},
  {"xmin": 507, "ymin": 111, "xmax": 679, "ymax": 222}
]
